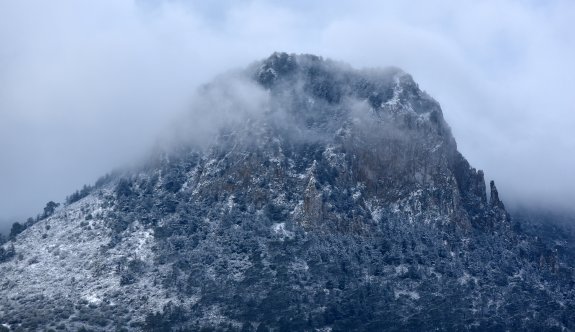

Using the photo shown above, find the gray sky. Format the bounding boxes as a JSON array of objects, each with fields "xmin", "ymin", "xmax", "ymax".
[{"xmin": 1, "ymin": 0, "xmax": 574, "ymax": 232}]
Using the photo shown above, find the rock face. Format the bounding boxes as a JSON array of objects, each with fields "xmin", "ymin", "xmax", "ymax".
[{"xmin": 1, "ymin": 53, "xmax": 574, "ymax": 331}]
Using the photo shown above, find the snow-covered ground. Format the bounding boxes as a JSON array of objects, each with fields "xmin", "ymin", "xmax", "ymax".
[{"xmin": 0, "ymin": 189, "xmax": 175, "ymax": 329}]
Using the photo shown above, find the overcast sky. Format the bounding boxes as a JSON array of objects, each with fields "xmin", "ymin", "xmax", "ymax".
[{"xmin": 1, "ymin": 0, "xmax": 574, "ymax": 232}]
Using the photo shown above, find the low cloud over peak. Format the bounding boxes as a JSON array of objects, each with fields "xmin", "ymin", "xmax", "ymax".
[{"xmin": 1, "ymin": 0, "xmax": 574, "ymax": 229}]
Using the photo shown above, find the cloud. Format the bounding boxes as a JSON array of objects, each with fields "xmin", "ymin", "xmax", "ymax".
[
  {"xmin": 164, "ymin": 72, "xmax": 272, "ymax": 149},
  {"xmin": 0, "ymin": 0, "xmax": 574, "ymax": 230},
  {"xmin": 313, "ymin": 0, "xmax": 575, "ymax": 212}
]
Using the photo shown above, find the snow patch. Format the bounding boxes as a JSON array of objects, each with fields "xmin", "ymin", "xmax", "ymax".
[
  {"xmin": 458, "ymin": 272, "xmax": 479, "ymax": 286},
  {"xmin": 395, "ymin": 264, "xmax": 408, "ymax": 276},
  {"xmin": 383, "ymin": 74, "xmax": 403, "ymax": 107},
  {"xmin": 84, "ymin": 293, "xmax": 102, "ymax": 304},
  {"xmin": 394, "ymin": 290, "xmax": 420, "ymax": 300},
  {"xmin": 290, "ymin": 259, "xmax": 309, "ymax": 272},
  {"xmin": 271, "ymin": 222, "xmax": 294, "ymax": 240}
]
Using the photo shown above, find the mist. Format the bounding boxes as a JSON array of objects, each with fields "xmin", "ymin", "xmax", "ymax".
[
  {"xmin": 1, "ymin": 0, "xmax": 574, "ymax": 231},
  {"xmin": 160, "ymin": 72, "xmax": 273, "ymax": 152}
]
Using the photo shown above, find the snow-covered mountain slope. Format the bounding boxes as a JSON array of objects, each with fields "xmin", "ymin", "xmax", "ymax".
[
  {"xmin": 1, "ymin": 53, "xmax": 574, "ymax": 331},
  {"xmin": 0, "ymin": 189, "xmax": 182, "ymax": 330}
]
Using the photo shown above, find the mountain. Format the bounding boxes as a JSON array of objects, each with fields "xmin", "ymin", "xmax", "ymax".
[{"xmin": 1, "ymin": 53, "xmax": 573, "ymax": 331}]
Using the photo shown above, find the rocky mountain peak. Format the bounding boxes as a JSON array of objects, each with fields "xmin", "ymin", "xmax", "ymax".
[
  {"xmin": 249, "ymin": 52, "xmax": 455, "ymax": 153},
  {"xmin": 0, "ymin": 53, "xmax": 572, "ymax": 331},
  {"xmin": 490, "ymin": 180, "xmax": 502, "ymax": 207}
]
